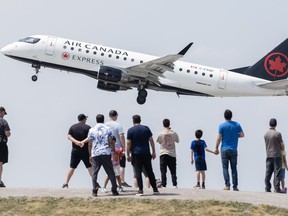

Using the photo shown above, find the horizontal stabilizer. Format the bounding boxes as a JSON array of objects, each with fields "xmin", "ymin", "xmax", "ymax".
[{"xmin": 256, "ymin": 79, "xmax": 288, "ymax": 90}]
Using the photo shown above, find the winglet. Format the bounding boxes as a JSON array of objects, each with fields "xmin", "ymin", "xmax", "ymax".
[{"xmin": 178, "ymin": 43, "xmax": 193, "ymax": 56}]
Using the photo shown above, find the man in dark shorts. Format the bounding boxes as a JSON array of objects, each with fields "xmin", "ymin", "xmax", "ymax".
[
  {"xmin": 62, "ymin": 114, "xmax": 92, "ymax": 188},
  {"xmin": 0, "ymin": 106, "xmax": 11, "ymax": 187}
]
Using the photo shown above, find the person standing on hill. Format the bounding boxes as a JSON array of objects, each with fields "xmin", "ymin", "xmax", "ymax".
[
  {"xmin": 105, "ymin": 110, "xmax": 131, "ymax": 188},
  {"xmin": 264, "ymin": 118, "xmax": 284, "ymax": 193},
  {"xmin": 127, "ymin": 115, "xmax": 159, "ymax": 195},
  {"xmin": 215, "ymin": 109, "xmax": 244, "ymax": 191},
  {"xmin": 62, "ymin": 114, "xmax": 92, "ymax": 188},
  {"xmin": 156, "ymin": 118, "xmax": 179, "ymax": 188},
  {"xmin": 0, "ymin": 106, "xmax": 11, "ymax": 188}
]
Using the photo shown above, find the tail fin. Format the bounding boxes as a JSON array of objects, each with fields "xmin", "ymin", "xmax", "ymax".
[{"xmin": 242, "ymin": 38, "xmax": 288, "ymax": 81}]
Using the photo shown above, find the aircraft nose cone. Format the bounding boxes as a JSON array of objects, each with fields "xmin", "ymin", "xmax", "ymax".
[{"xmin": 1, "ymin": 44, "xmax": 13, "ymax": 55}]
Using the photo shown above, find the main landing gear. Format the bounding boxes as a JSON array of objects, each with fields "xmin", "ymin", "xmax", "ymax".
[
  {"xmin": 31, "ymin": 63, "xmax": 40, "ymax": 82},
  {"xmin": 136, "ymin": 88, "xmax": 148, "ymax": 105}
]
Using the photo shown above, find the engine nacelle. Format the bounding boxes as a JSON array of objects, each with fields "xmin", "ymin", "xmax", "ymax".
[
  {"xmin": 97, "ymin": 80, "xmax": 120, "ymax": 92},
  {"xmin": 98, "ymin": 66, "xmax": 122, "ymax": 82}
]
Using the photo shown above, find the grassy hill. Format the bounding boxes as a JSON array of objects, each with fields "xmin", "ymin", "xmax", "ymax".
[{"xmin": 0, "ymin": 197, "xmax": 288, "ymax": 216}]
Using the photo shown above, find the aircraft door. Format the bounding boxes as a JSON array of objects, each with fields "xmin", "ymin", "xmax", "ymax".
[
  {"xmin": 45, "ymin": 37, "xmax": 57, "ymax": 56},
  {"xmin": 217, "ymin": 70, "xmax": 228, "ymax": 89}
]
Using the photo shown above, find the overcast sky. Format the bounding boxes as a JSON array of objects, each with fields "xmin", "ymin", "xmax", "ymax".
[{"xmin": 1, "ymin": 0, "xmax": 288, "ymax": 192}]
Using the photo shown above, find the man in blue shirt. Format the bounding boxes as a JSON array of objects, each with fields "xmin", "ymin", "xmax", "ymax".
[
  {"xmin": 127, "ymin": 115, "xmax": 159, "ymax": 195},
  {"xmin": 215, "ymin": 109, "xmax": 244, "ymax": 191}
]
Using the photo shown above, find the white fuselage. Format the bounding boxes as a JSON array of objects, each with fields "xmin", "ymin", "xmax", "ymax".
[{"xmin": 1, "ymin": 35, "xmax": 286, "ymax": 97}]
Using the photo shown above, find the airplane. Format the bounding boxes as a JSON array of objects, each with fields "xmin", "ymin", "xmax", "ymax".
[{"xmin": 1, "ymin": 35, "xmax": 288, "ymax": 104}]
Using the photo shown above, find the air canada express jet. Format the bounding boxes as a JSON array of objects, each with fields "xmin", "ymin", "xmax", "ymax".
[{"xmin": 1, "ymin": 35, "xmax": 288, "ymax": 104}]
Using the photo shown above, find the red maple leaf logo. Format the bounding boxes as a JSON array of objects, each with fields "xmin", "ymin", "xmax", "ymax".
[
  {"xmin": 264, "ymin": 52, "xmax": 288, "ymax": 78},
  {"xmin": 268, "ymin": 56, "xmax": 286, "ymax": 73}
]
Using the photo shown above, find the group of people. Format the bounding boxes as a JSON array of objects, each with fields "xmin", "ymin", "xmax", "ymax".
[
  {"xmin": 0, "ymin": 106, "xmax": 287, "ymax": 195},
  {"xmin": 62, "ymin": 110, "xmax": 181, "ymax": 196}
]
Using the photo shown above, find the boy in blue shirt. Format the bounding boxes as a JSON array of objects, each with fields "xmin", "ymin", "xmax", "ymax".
[{"xmin": 191, "ymin": 129, "xmax": 215, "ymax": 189}]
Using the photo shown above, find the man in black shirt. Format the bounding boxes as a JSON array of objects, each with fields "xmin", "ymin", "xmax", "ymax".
[{"xmin": 62, "ymin": 114, "xmax": 91, "ymax": 188}]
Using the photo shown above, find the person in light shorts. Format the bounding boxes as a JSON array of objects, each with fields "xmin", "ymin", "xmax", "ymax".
[{"xmin": 102, "ymin": 137, "xmax": 123, "ymax": 193}]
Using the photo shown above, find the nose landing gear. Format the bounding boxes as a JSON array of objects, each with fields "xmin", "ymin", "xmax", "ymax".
[
  {"xmin": 137, "ymin": 88, "xmax": 148, "ymax": 105},
  {"xmin": 31, "ymin": 63, "xmax": 40, "ymax": 82}
]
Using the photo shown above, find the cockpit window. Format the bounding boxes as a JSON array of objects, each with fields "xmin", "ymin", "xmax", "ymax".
[{"xmin": 18, "ymin": 37, "xmax": 40, "ymax": 44}]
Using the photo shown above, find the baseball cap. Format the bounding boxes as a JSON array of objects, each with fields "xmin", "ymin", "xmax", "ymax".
[
  {"xmin": 109, "ymin": 110, "xmax": 118, "ymax": 117},
  {"xmin": 78, "ymin": 114, "xmax": 87, "ymax": 121},
  {"xmin": 0, "ymin": 107, "xmax": 7, "ymax": 115}
]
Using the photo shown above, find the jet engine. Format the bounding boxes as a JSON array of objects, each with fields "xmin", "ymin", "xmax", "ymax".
[{"xmin": 97, "ymin": 66, "xmax": 122, "ymax": 82}]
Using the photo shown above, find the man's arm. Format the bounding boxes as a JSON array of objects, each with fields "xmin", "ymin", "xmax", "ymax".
[
  {"xmin": 215, "ymin": 134, "xmax": 222, "ymax": 155},
  {"xmin": 126, "ymin": 139, "xmax": 132, "ymax": 162},
  {"xmin": 88, "ymin": 140, "xmax": 92, "ymax": 163},
  {"xmin": 4, "ymin": 130, "xmax": 10, "ymax": 137},
  {"xmin": 149, "ymin": 137, "xmax": 156, "ymax": 159},
  {"xmin": 67, "ymin": 134, "xmax": 83, "ymax": 147},
  {"xmin": 239, "ymin": 131, "xmax": 244, "ymax": 138},
  {"xmin": 280, "ymin": 141, "xmax": 285, "ymax": 151},
  {"xmin": 120, "ymin": 133, "xmax": 125, "ymax": 151}
]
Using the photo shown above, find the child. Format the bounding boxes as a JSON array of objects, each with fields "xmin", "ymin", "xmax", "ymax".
[
  {"xmin": 102, "ymin": 137, "xmax": 123, "ymax": 193},
  {"xmin": 190, "ymin": 129, "xmax": 215, "ymax": 189}
]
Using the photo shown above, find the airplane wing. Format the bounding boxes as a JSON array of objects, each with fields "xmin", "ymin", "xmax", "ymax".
[
  {"xmin": 256, "ymin": 79, "xmax": 288, "ymax": 89},
  {"xmin": 125, "ymin": 43, "xmax": 193, "ymax": 84}
]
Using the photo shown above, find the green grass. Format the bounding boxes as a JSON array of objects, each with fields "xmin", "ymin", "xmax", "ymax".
[{"xmin": 0, "ymin": 197, "xmax": 287, "ymax": 216}]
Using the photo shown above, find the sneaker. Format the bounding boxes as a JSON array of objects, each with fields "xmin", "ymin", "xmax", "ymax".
[
  {"xmin": 173, "ymin": 186, "xmax": 178, "ymax": 189},
  {"xmin": 275, "ymin": 189, "xmax": 282, "ymax": 193},
  {"xmin": 121, "ymin": 182, "xmax": 132, "ymax": 187},
  {"xmin": 101, "ymin": 187, "xmax": 108, "ymax": 193},
  {"xmin": 194, "ymin": 184, "xmax": 200, "ymax": 189},
  {"xmin": 201, "ymin": 183, "xmax": 205, "ymax": 189},
  {"xmin": 118, "ymin": 186, "xmax": 124, "ymax": 192},
  {"xmin": 136, "ymin": 190, "xmax": 144, "ymax": 196},
  {"xmin": 265, "ymin": 188, "xmax": 271, "ymax": 192},
  {"xmin": 153, "ymin": 188, "xmax": 160, "ymax": 195},
  {"xmin": 92, "ymin": 188, "xmax": 99, "ymax": 197},
  {"xmin": 112, "ymin": 191, "xmax": 119, "ymax": 196},
  {"xmin": 62, "ymin": 183, "xmax": 68, "ymax": 188},
  {"xmin": 233, "ymin": 187, "xmax": 239, "ymax": 191},
  {"xmin": 0, "ymin": 181, "xmax": 6, "ymax": 187},
  {"xmin": 223, "ymin": 186, "xmax": 230, "ymax": 191}
]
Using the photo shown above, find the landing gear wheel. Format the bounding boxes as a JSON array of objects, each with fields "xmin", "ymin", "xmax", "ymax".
[
  {"xmin": 32, "ymin": 75, "xmax": 38, "ymax": 82},
  {"xmin": 137, "ymin": 96, "xmax": 146, "ymax": 105},
  {"xmin": 138, "ymin": 89, "xmax": 148, "ymax": 98}
]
